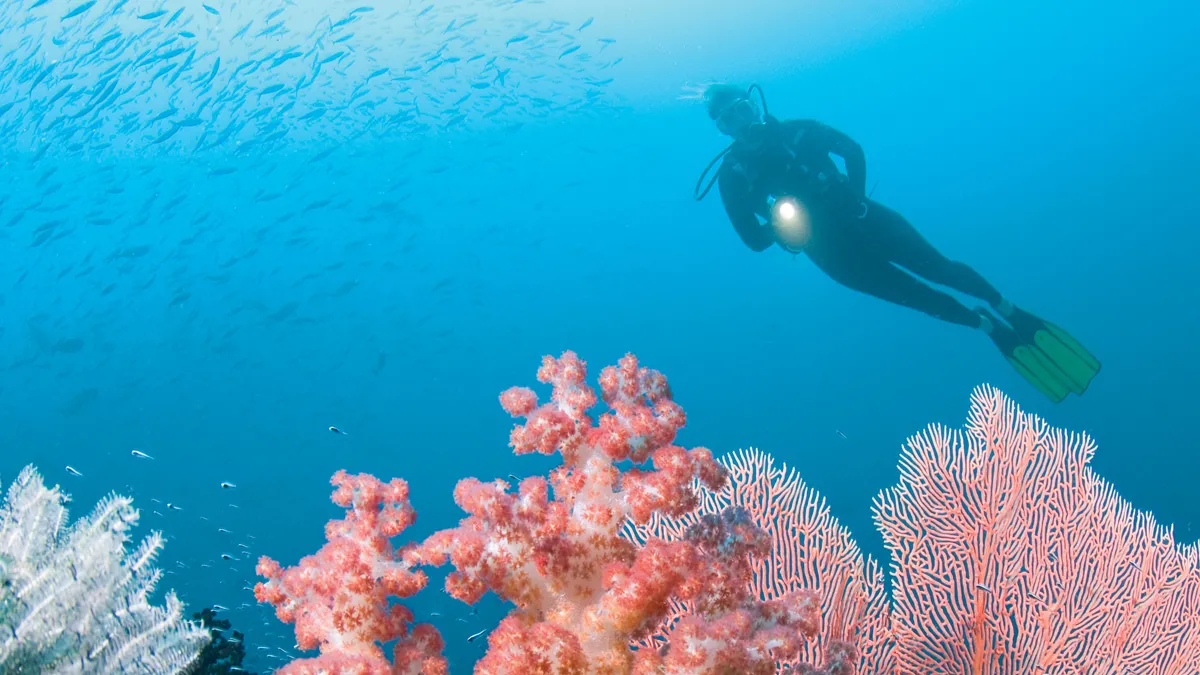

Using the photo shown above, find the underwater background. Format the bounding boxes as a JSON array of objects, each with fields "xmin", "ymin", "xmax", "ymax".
[{"xmin": 1, "ymin": 0, "xmax": 1197, "ymax": 671}]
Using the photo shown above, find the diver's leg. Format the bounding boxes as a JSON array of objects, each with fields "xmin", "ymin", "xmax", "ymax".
[
  {"xmin": 861, "ymin": 200, "xmax": 1005, "ymax": 307},
  {"xmin": 807, "ymin": 251, "xmax": 984, "ymax": 328}
]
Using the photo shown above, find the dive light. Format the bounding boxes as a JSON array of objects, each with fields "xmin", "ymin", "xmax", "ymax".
[{"xmin": 769, "ymin": 195, "xmax": 812, "ymax": 252}]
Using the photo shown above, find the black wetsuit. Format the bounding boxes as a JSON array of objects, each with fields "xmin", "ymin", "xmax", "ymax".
[{"xmin": 717, "ymin": 116, "xmax": 1002, "ymax": 328}]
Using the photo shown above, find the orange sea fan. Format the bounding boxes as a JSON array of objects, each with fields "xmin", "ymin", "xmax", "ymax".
[{"xmin": 872, "ymin": 385, "xmax": 1200, "ymax": 674}]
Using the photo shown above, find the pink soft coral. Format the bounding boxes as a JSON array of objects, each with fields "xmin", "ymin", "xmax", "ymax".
[
  {"xmin": 416, "ymin": 352, "xmax": 821, "ymax": 674},
  {"xmin": 254, "ymin": 471, "xmax": 448, "ymax": 675}
]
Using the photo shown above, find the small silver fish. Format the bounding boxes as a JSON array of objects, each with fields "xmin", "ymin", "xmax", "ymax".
[
  {"xmin": 467, "ymin": 628, "xmax": 488, "ymax": 642},
  {"xmin": 131, "ymin": 449, "xmax": 154, "ymax": 459},
  {"xmin": 65, "ymin": 465, "xmax": 83, "ymax": 477},
  {"xmin": 220, "ymin": 481, "xmax": 237, "ymax": 489},
  {"xmin": 329, "ymin": 426, "xmax": 347, "ymax": 435}
]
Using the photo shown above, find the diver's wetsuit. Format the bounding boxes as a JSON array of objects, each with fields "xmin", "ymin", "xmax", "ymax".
[{"xmin": 717, "ymin": 116, "xmax": 1003, "ymax": 328}]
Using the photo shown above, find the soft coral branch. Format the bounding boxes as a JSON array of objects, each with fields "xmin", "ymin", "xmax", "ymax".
[{"xmin": 254, "ymin": 471, "xmax": 447, "ymax": 675}]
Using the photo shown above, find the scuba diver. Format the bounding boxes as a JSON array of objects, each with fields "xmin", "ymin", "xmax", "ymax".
[{"xmin": 693, "ymin": 83, "xmax": 1100, "ymax": 403}]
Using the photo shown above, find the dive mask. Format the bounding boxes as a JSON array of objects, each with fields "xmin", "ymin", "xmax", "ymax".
[{"xmin": 714, "ymin": 97, "xmax": 761, "ymax": 136}]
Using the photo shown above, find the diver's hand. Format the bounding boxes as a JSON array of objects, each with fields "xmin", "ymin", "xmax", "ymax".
[{"xmin": 837, "ymin": 184, "xmax": 868, "ymax": 219}]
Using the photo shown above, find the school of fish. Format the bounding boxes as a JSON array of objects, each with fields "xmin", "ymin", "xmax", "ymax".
[{"xmin": 1, "ymin": 0, "xmax": 621, "ymax": 157}]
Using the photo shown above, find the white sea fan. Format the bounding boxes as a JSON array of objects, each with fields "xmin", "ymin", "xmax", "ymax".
[{"xmin": 0, "ymin": 466, "xmax": 209, "ymax": 674}]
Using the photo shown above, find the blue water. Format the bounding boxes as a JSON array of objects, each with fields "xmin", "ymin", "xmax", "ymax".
[{"xmin": 2, "ymin": 0, "xmax": 1197, "ymax": 672}]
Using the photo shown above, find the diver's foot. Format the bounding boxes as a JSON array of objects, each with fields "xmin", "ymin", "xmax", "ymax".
[
  {"xmin": 976, "ymin": 308, "xmax": 1069, "ymax": 404},
  {"xmin": 988, "ymin": 299, "xmax": 1051, "ymax": 340},
  {"xmin": 976, "ymin": 312, "xmax": 994, "ymax": 334},
  {"xmin": 992, "ymin": 297, "xmax": 1015, "ymax": 319},
  {"xmin": 975, "ymin": 305, "xmax": 1101, "ymax": 403},
  {"xmin": 974, "ymin": 307, "xmax": 1002, "ymax": 337},
  {"xmin": 975, "ymin": 307, "xmax": 1016, "ymax": 354}
]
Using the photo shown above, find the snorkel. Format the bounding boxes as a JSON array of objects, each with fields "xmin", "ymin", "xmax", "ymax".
[{"xmin": 694, "ymin": 84, "xmax": 770, "ymax": 201}]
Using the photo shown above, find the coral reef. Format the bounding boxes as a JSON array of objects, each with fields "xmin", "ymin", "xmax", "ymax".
[{"xmin": 255, "ymin": 353, "xmax": 1200, "ymax": 674}]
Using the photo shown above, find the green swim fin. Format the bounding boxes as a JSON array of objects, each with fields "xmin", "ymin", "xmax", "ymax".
[{"xmin": 982, "ymin": 306, "xmax": 1101, "ymax": 403}]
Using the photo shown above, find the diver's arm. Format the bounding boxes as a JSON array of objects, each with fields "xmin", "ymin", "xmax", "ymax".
[
  {"xmin": 785, "ymin": 120, "xmax": 868, "ymax": 199},
  {"xmin": 818, "ymin": 123, "xmax": 867, "ymax": 198},
  {"xmin": 718, "ymin": 167, "xmax": 774, "ymax": 252}
]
